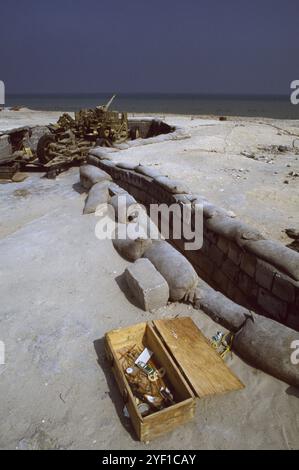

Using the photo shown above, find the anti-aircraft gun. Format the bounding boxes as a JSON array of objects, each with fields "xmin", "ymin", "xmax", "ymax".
[{"xmin": 36, "ymin": 95, "xmax": 138, "ymax": 165}]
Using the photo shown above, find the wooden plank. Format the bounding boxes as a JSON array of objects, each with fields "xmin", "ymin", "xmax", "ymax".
[
  {"xmin": 153, "ymin": 317, "xmax": 244, "ymax": 398},
  {"xmin": 141, "ymin": 398, "xmax": 195, "ymax": 442},
  {"xmin": 146, "ymin": 324, "xmax": 194, "ymax": 402},
  {"xmin": 147, "ymin": 325, "xmax": 195, "ymax": 401},
  {"xmin": 105, "ymin": 333, "xmax": 142, "ymax": 439},
  {"xmin": 106, "ymin": 322, "xmax": 147, "ymax": 350}
]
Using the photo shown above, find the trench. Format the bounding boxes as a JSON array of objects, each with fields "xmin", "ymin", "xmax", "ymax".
[{"xmin": 87, "ymin": 150, "xmax": 299, "ymax": 333}]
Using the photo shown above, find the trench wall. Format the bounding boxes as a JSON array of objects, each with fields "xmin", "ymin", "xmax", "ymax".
[
  {"xmin": 88, "ymin": 152, "xmax": 299, "ymax": 330},
  {"xmin": 128, "ymin": 118, "xmax": 174, "ymax": 139}
]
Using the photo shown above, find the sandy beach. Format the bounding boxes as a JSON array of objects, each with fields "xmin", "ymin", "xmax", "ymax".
[{"xmin": 0, "ymin": 109, "xmax": 299, "ymax": 450}]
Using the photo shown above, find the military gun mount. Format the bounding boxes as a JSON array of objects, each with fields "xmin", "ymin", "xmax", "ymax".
[
  {"xmin": 36, "ymin": 95, "xmax": 139, "ymax": 167},
  {"xmin": 0, "ymin": 96, "xmax": 174, "ymax": 180}
]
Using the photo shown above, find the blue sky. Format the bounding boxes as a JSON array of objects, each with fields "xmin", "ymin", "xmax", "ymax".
[{"xmin": 0, "ymin": 0, "xmax": 298, "ymax": 94}]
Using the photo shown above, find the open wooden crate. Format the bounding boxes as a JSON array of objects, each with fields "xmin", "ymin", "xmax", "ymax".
[{"xmin": 105, "ymin": 317, "xmax": 244, "ymax": 442}]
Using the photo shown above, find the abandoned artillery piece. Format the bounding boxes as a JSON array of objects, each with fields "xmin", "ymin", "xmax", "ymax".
[
  {"xmin": 0, "ymin": 96, "xmax": 141, "ymax": 180},
  {"xmin": 36, "ymin": 95, "xmax": 139, "ymax": 168}
]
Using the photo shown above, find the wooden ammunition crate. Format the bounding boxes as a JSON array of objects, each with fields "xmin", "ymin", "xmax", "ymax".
[{"xmin": 105, "ymin": 317, "xmax": 244, "ymax": 442}]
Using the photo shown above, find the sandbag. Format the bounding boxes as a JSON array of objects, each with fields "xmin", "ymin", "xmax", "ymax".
[
  {"xmin": 143, "ymin": 240, "xmax": 198, "ymax": 301},
  {"xmin": 113, "ymin": 223, "xmax": 152, "ymax": 261},
  {"xmin": 113, "ymin": 142, "xmax": 130, "ymax": 150},
  {"xmin": 83, "ymin": 181, "xmax": 109, "ymax": 214},
  {"xmin": 108, "ymin": 182, "xmax": 128, "ymax": 197},
  {"xmin": 154, "ymin": 176, "xmax": 190, "ymax": 194},
  {"xmin": 116, "ymin": 162, "xmax": 136, "ymax": 170},
  {"xmin": 86, "ymin": 154, "xmax": 100, "ymax": 167},
  {"xmin": 110, "ymin": 193, "xmax": 140, "ymax": 224},
  {"xmin": 98, "ymin": 159, "xmax": 117, "ymax": 171},
  {"xmin": 135, "ymin": 165, "xmax": 164, "ymax": 179},
  {"xmin": 191, "ymin": 198, "xmax": 235, "ymax": 219},
  {"xmin": 89, "ymin": 147, "xmax": 117, "ymax": 159},
  {"xmin": 206, "ymin": 214, "xmax": 263, "ymax": 246},
  {"xmin": 137, "ymin": 210, "xmax": 162, "ymax": 240},
  {"xmin": 194, "ymin": 280, "xmax": 249, "ymax": 332},
  {"xmin": 80, "ymin": 164, "xmax": 111, "ymax": 190},
  {"xmin": 233, "ymin": 313, "xmax": 299, "ymax": 388},
  {"xmin": 243, "ymin": 239, "xmax": 299, "ymax": 281}
]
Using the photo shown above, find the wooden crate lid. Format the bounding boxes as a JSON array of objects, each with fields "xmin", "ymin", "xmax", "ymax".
[{"xmin": 153, "ymin": 317, "xmax": 244, "ymax": 398}]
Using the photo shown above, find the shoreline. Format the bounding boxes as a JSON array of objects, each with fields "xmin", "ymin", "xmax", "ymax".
[{"xmin": 1, "ymin": 108, "xmax": 299, "ymax": 134}]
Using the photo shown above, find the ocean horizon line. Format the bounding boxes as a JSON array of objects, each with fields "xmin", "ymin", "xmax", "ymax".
[{"xmin": 6, "ymin": 92, "xmax": 290, "ymax": 100}]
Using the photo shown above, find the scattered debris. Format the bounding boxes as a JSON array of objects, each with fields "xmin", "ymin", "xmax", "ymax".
[
  {"xmin": 283, "ymin": 171, "xmax": 299, "ymax": 184},
  {"xmin": 241, "ymin": 143, "xmax": 299, "ymax": 164},
  {"xmin": 288, "ymin": 171, "xmax": 299, "ymax": 177},
  {"xmin": 278, "ymin": 145, "xmax": 289, "ymax": 152},
  {"xmin": 210, "ymin": 331, "xmax": 234, "ymax": 359},
  {"xmin": 222, "ymin": 168, "xmax": 249, "ymax": 179},
  {"xmin": 119, "ymin": 345, "xmax": 175, "ymax": 416}
]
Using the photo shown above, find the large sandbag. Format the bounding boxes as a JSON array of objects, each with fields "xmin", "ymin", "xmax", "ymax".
[
  {"xmin": 154, "ymin": 176, "xmax": 189, "ymax": 194},
  {"xmin": 113, "ymin": 223, "xmax": 152, "ymax": 261},
  {"xmin": 86, "ymin": 154, "xmax": 100, "ymax": 168},
  {"xmin": 108, "ymin": 182, "xmax": 128, "ymax": 197},
  {"xmin": 243, "ymin": 239, "xmax": 299, "ymax": 281},
  {"xmin": 89, "ymin": 147, "xmax": 118, "ymax": 159},
  {"xmin": 191, "ymin": 198, "xmax": 235, "ymax": 219},
  {"xmin": 206, "ymin": 214, "xmax": 263, "ymax": 246},
  {"xmin": 80, "ymin": 164, "xmax": 111, "ymax": 190},
  {"xmin": 143, "ymin": 240, "xmax": 198, "ymax": 301},
  {"xmin": 83, "ymin": 181, "xmax": 109, "ymax": 214},
  {"xmin": 135, "ymin": 165, "xmax": 164, "ymax": 179},
  {"xmin": 116, "ymin": 162, "xmax": 136, "ymax": 170},
  {"xmin": 194, "ymin": 280, "xmax": 249, "ymax": 332},
  {"xmin": 110, "ymin": 193, "xmax": 140, "ymax": 224},
  {"xmin": 233, "ymin": 313, "xmax": 299, "ymax": 388},
  {"xmin": 98, "ymin": 159, "xmax": 117, "ymax": 169}
]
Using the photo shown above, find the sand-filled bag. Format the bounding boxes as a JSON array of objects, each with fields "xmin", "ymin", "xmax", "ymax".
[
  {"xmin": 80, "ymin": 164, "xmax": 111, "ymax": 190},
  {"xmin": 116, "ymin": 162, "xmax": 137, "ymax": 170},
  {"xmin": 194, "ymin": 280, "xmax": 249, "ymax": 332},
  {"xmin": 135, "ymin": 165, "xmax": 164, "ymax": 179},
  {"xmin": 154, "ymin": 176, "xmax": 190, "ymax": 194},
  {"xmin": 143, "ymin": 240, "xmax": 198, "ymax": 301},
  {"xmin": 110, "ymin": 193, "xmax": 140, "ymax": 224},
  {"xmin": 89, "ymin": 147, "xmax": 118, "ymax": 159},
  {"xmin": 108, "ymin": 182, "xmax": 128, "ymax": 197},
  {"xmin": 83, "ymin": 181, "xmax": 109, "ymax": 214},
  {"xmin": 112, "ymin": 223, "xmax": 152, "ymax": 261},
  {"xmin": 233, "ymin": 313, "xmax": 299, "ymax": 388},
  {"xmin": 243, "ymin": 239, "xmax": 299, "ymax": 281}
]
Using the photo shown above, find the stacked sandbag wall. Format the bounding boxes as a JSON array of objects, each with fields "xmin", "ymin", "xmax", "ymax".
[{"xmin": 87, "ymin": 150, "xmax": 299, "ymax": 331}]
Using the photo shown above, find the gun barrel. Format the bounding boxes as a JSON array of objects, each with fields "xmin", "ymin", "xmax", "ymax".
[{"xmin": 104, "ymin": 94, "xmax": 116, "ymax": 110}]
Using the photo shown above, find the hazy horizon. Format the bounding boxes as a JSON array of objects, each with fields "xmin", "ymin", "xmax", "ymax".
[{"xmin": 5, "ymin": 91, "xmax": 292, "ymax": 98}]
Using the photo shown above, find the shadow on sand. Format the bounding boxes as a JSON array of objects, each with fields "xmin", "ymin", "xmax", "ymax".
[{"xmin": 93, "ymin": 337, "xmax": 138, "ymax": 442}]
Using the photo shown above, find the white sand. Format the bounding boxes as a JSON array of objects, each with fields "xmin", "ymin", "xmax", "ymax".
[
  {"xmin": 2, "ymin": 108, "xmax": 298, "ymax": 243},
  {"xmin": 0, "ymin": 110, "xmax": 299, "ymax": 449}
]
